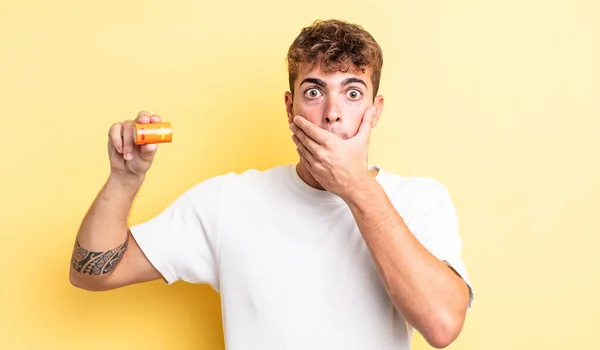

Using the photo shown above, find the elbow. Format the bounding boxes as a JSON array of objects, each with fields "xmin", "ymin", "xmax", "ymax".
[
  {"xmin": 422, "ymin": 311, "xmax": 466, "ymax": 349},
  {"xmin": 69, "ymin": 269, "xmax": 91, "ymax": 291},
  {"xmin": 425, "ymin": 331, "xmax": 459, "ymax": 349},
  {"xmin": 69, "ymin": 268, "xmax": 109, "ymax": 292}
]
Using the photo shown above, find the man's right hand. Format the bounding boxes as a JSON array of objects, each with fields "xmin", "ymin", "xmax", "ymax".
[
  {"xmin": 108, "ymin": 111, "xmax": 161, "ymax": 180},
  {"xmin": 70, "ymin": 110, "xmax": 165, "ymax": 291}
]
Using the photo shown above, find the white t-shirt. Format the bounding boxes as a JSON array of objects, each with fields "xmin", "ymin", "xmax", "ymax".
[{"xmin": 130, "ymin": 164, "xmax": 474, "ymax": 350}]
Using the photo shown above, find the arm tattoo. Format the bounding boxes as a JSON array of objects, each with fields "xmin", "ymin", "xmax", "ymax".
[{"xmin": 71, "ymin": 236, "xmax": 129, "ymax": 275}]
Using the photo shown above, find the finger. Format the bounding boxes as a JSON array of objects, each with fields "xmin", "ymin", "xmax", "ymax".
[
  {"xmin": 355, "ymin": 106, "xmax": 376, "ymax": 141},
  {"xmin": 138, "ymin": 114, "xmax": 162, "ymax": 156},
  {"xmin": 292, "ymin": 135, "xmax": 312, "ymax": 155},
  {"xmin": 135, "ymin": 111, "xmax": 151, "ymax": 124},
  {"xmin": 140, "ymin": 143, "xmax": 158, "ymax": 157},
  {"xmin": 292, "ymin": 115, "xmax": 332, "ymax": 145},
  {"xmin": 291, "ymin": 127, "xmax": 319, "ymax": 154},
  {"xmin": 296, "ymin": 147, "xmax": 314, "ymax": 169},
  {"xmin": 149, "ymin": 114, "xmax": 162, "ymax": 123},
  {"xmin": 294, "ymin": 136, "xmax": 316, "ymax": 164},
  {"xmin": 108, "ymin": 122, "xmax": 124, "ymax": 154},
  {"xmin": 122, "ymin": 121, "xmax": 135, "ymax": 161}
]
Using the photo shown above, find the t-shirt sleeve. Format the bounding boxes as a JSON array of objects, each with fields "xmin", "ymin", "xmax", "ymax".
[
  {"xmin": 129, "ymin": 173, "xmax": 233, "ymax": 291},
  {"xmin": 402, "ymin": 178, "xmax": 474, "ymax": 308}
]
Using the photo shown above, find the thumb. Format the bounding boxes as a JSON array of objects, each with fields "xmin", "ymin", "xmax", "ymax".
[
  {"xmin": 356, "ymin": 106, "xmax": 376, "ymax": 141},
  {"xmin": 139, "ymin": 143, "xmax": 158, "ymax": 161}
]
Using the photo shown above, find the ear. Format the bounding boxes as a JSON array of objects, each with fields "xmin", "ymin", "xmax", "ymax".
[
  {"xmin": 284, "ymin": 91, "xmax": 294, "ymax": 124},
  {"xmin": 371, "ymin": 95, "xmax": 384, "ymax": 128}
]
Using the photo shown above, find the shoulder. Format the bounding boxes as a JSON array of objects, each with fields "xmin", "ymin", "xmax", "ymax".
[
  {"xmin": 379, "ymin": 171, "xmax": 463, "ymax": 247},
  {"xmin": 232, "ymin": 164, "xmax": 289, "ymax": 182},
  {"xmin": 377, "ymin": 169, "xmax": 458, "ymax": 229},
  {"xmin": 216, "ymin": 164, "xmax": 290, "ymax": 188},
  {"xmin": 378, "ymin": 169, "xmax": 452, "ymax": 207},
  {"xmin": 185, "ymin": 164, "xmax": 290, "ymax": 198}
]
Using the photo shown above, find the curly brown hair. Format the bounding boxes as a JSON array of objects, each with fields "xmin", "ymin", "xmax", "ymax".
[{"xmin": 286, "ymin": 19, "xmax": 383, "ymax": 98}]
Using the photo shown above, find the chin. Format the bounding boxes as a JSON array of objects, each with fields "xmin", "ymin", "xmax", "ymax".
[
  {"xmin": 326, "ymin": 129, "xmax": 351, "ymax": 140},
  {"xmin": 337, "ymin": 133, "xmax": 351, "ymax": 140}
]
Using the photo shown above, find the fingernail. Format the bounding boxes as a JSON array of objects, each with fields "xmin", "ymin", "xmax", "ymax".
[
  {"xmin": 118, "ymin": 146, "xmax": 123, "ymax": 153},
  {"xmin": 125, "ymin": 153, "xmax": 132, "ymax": 160}
]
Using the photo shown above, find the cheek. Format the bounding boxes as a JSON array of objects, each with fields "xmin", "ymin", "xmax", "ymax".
[
  {"xmin": 341, "ymin": 106, "xmax": 365, "ymax": 133},
  {"xmin": 294, "ymin": 104, "xmax": 323, "ymax": 125}
]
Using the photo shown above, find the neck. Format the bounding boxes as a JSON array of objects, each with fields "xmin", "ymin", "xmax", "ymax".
[
  {"xmin": 295, "ymin": 161, "xmax": 379, "ymax": 191},
  {"xmin": 296, "ymin": 162, "xmax": 324, "ymax": 190}
]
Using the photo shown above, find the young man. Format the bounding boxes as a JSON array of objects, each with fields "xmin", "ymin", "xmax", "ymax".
[{"xmin": 70, "ymin": 19, "xmax": 474, "ymax": 349}]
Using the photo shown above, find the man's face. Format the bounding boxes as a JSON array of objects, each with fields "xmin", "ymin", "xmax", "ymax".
[{"xmin": 285, "ymin": 63, "xmax": 384, "ymax": 140}]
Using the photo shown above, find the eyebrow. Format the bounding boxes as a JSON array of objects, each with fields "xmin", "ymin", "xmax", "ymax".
[
  {"xmin": 299, "ymin": 77, "xmax": 368, "ymax": 89},
  {"xmin": 300, "ymin": 78, "xmax": 327, "ymax": 87},
  {"xmin": 341, "ymin": 77, "xmax": 367, "ymax": 89}
]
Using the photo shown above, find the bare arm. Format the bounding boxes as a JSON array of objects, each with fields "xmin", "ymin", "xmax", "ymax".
[
  {"xmin": 344, "ymin": 179, "xmax": 470, "ymax": 349},
  {"xmin": 69, "ymin": 174, "xmax": 162, "ymax": 291},
  {"xmin": 70, "ymin": 111, "xmax": 165, "ymax": 291}
]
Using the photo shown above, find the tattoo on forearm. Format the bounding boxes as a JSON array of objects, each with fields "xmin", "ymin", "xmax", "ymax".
[{"xmin": 71, "ymin": 236, "xmax": 129, "ymax": 275}]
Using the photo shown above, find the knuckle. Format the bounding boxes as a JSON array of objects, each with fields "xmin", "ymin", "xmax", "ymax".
[
  {"xmin": 123, "ymin": 122, "xmax": 133, "ymax": 135},
  {"xmin": 109, "ymin": 122, "xmax": 121, "ymax": 133}
]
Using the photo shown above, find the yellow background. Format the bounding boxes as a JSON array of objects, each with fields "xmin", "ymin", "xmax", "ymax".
[{"xmin": 1, "ymin": 0, "xmax": 598, "ymax": 349}]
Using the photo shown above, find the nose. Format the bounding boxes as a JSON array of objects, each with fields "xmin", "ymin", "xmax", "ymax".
[{"xmin": 323, "ymin": 98, "xmax": 342, "ymax": 124}]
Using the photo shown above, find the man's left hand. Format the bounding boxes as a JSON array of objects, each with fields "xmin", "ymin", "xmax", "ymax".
[{"xmin": 289, "ymin": 106, "xmax": 377, "ymax": 200}]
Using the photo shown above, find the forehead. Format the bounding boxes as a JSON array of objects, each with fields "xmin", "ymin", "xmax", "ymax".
[{"xmin": 296, "ymin": 62, "xmax": 372, "ymax": 88}]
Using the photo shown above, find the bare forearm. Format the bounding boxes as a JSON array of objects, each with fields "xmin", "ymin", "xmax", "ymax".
[
  {"xmin": 344, "ymin": 179, "xmax": 469, "ymax": 348},
  {"xmin": 70, "ymin": 174, "xmax": 143, "ymax": 284}
]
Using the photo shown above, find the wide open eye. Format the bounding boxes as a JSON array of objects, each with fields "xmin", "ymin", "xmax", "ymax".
[
  {"xmin": 305, "ymin": 88, "xmax": 322, "ymax": 98},
  {"xmin": 346, "ymin": 89, "xmax": 362, "ymax": 100}
]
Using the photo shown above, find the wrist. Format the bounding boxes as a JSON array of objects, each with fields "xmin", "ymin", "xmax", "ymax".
[
  {"xmin": 342, "ymin": 175, "xmax": 380, "ymax": 205},
  {"xmin": 107, "ymin": 172, "xmax": 145, "ymax": 193}
]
